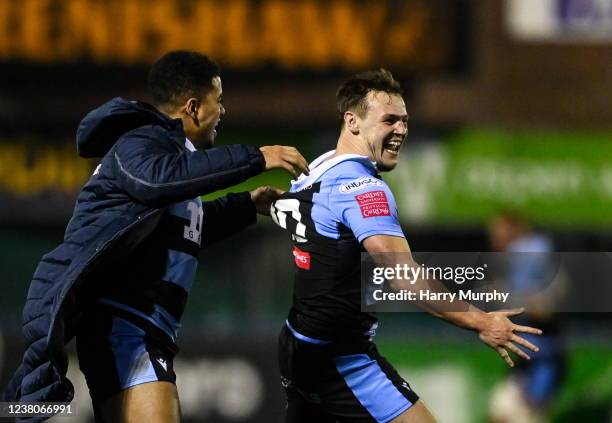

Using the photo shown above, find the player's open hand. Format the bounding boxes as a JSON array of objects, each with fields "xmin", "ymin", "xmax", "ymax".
[
  {"xmin": 477, "ymin": 308, "xmax": 542, "ymax": 367},
  {"xmin": 250, "ymin": 186, "xmax": 285, "ymax": 216},
  {"xmin": 259, "ymin": 145, "xmax": 309, "ymax": 178}
]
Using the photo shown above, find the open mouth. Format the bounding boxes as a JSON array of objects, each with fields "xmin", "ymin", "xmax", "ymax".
[{"xmin": 383, "ymin": 139, "xmax": 402, "ymax": 154}]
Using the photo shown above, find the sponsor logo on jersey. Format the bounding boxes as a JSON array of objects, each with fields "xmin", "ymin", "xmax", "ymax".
[
  {"xmin": 339, "ymin": 177, "xmax": 382, "ymax": 193},
  {"xmin": 355, "ymin": 190, "xmax": 391, "ymax": 218},
  {"xmin": 293, "ymin": 246, "xmax": 311, "ymax": 270}
]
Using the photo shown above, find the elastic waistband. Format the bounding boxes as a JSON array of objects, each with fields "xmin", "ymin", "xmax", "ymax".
[{"xmin": 285, "ymin": 320, "xmax": 332, "ymax": 345}]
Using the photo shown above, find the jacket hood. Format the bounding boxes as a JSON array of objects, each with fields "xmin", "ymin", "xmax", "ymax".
[{"xmin": 76, "ymin": 97, "xmax": 180, "ymax": 158}]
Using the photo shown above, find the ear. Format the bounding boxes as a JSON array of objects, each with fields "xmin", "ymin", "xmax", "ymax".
[
  {"xmin": 185, "ymin": 98, "xmax": 200, "ymax": 121},
  {"xmin": 343, "ymin": 111, "xmax": 359, "ymax": 135}
]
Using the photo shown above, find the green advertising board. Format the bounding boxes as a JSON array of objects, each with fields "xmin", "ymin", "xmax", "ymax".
[
  {"xmin": 386, "ymin": 129, "xmax": 612, "ymax": 228},
  {"xmin": 5, "ymin": 128, "xmax": 609, "ymax": 228}
]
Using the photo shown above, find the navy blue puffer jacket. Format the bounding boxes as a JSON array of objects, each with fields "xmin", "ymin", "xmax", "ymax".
[{"xmin": 2, "ymin": 98, "xmax": 265, "ymax": 421}]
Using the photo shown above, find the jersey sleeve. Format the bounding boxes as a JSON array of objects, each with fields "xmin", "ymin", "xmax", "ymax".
[{"xmin": 328, "ymin": 170, "xmax": 404, "ymax": 243}]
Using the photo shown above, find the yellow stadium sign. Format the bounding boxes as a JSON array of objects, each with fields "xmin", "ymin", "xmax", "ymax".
[
  {"xmin": 0, "ymin": 143, "xmax": 92, "ymax": 195},
  {"xmin": 0, "ymin": 0, "xmax": 458, "ymax": 70}
]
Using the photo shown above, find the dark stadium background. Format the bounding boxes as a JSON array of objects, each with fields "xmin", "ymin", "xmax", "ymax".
[{"xmin": 0, "ymin": 1, "xmax": 611, "ymax": 422}]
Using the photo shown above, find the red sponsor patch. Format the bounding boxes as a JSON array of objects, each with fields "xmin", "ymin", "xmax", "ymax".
[
  {"xmin": 293, "ymin": 246, "xmax": 311, "ymax": 270},
  {"xmin": 355, "ymin": 190, "xmax": 391, "ymax": 218}
]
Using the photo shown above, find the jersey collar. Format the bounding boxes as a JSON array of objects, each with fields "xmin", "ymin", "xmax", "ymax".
[{"xmin": 291, "ymin": 150, "xmax": 376, "ymax": 191}]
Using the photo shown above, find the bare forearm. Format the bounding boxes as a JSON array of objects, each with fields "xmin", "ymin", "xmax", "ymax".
[
  {"xmin": 436, "ymin": 310, "xmax": 485, "ymax": 331},
  {"xmin": 363, "ymin": 235, "xmax": 541, "ymax": 367},
  {"xmin": 391, "ymin": 277, "xmax": 485, "ymax": 331}
]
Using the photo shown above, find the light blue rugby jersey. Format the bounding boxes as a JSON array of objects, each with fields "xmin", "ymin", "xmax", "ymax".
[
  {"xmin": 273, "ymin": 150, "xmax": 404, "ymax": 341},
  {"xmin": 288, "ymin": 150, "xmax": 403, "ymax": 242}
]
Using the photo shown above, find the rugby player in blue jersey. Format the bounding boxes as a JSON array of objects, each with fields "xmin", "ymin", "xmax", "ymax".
[{"xmin": 271, "ymin": 69, "xmax": 542, "ymax": 422}]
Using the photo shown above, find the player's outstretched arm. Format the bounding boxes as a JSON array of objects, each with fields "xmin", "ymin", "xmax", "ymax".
[
  {"xmin": 113, "ymin": 133, "xmax": 266, "ymax": 207},
  {"xmin": 200, "ymin": 192, "xmax": 256, "ymax": 248},
  {"xmin": 199, "ymin": 186, "xmax": 284, "ymax": 249},
  {"xmin": 259, "ymin": 145, "xmax": 309, "ymax": 178},
  {"xmin": 363, "ymin": 234, "xmax": 542, "ymax": 367},
  {"xmin": 250, "ymin": 185, "xmax": 284, "ymax": 216}
]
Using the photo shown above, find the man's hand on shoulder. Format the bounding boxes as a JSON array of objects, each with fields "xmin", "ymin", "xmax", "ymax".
[
  {"xmin": 259, "ymin": 146, "xmax": 309, "ymax": 178},
  {"xmin": 250, "ymin": 186, "xmax": 285, "ymax": 216},
  {"xmin": 474, "ymin": 307, "xmax": 542, "ymax": 367}
]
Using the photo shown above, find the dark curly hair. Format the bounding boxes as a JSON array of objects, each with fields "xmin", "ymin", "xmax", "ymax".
[
  {"xmin": 336, "ymin": 69, "xmax": 402, "ymax": 125},
  {"xmin": 148, "ymin": 50, "xmax": 220, "ymax": 108}
]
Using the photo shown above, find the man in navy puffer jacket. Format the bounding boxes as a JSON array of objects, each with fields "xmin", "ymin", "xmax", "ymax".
[{"xmin": 2, "ymin": 51, "xmax": 308, "ymax": 423}]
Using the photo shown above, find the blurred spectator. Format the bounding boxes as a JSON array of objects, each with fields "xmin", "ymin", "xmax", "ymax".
[{"xmin": 488, "ymin": 212, "xmax": 567, "ymax": 423}]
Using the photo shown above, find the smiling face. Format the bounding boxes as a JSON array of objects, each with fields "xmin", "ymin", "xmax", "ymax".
[
  {"xmin": 189, "ymin": 76, "xmax": 225, "ymax": 148},
  {"xmin": 356, "ymin": 91, "xmax": 408, "ymax": 171}
]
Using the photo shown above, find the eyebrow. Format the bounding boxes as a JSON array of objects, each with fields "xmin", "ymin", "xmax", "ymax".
[{"xmin": 382, "ymin": 113, "xmax": 409, "ymax": 120}]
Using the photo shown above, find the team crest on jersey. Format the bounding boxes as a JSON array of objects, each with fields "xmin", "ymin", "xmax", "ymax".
[{"xmin": 339, "ymin": 177, "xmax": 382, "ymax": 194}]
